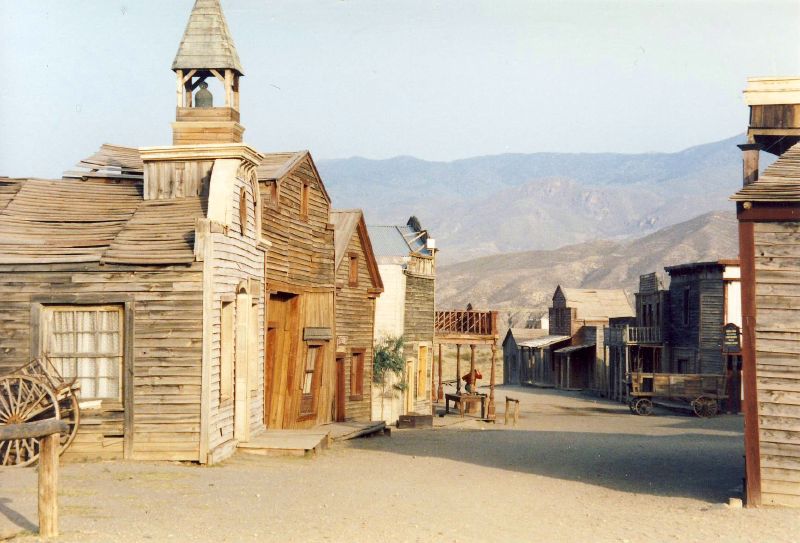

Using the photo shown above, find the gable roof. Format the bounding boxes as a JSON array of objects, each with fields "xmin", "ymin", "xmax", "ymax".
[
  {"xmin": 732, "ymin": 141, "xmax": 800, "ymax": 202},
  {"xmin": 331, "ymin": 209, "xmax": 383, "ymax": 292},
  {"xmin": 503, "ymin": 327, "xmax": 548, "ymax": 347},
  {"xmin": 172, "ymin": 0, "xmax": 244, "ymax": 74},
  {"xmin": 256, "ymin": 150, "xmax": 332, "ymax": 204},
  {"xmin": 555, "ymin": 286, "xmax": 634, "ymax": 320}
]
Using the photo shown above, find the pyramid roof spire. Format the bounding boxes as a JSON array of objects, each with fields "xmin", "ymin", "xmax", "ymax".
[{"xmin": 172, "ymin": 0, "xmax": 244, "ymax": 75}]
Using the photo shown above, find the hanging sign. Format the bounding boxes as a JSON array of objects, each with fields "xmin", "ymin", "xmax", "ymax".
[{"xmin": 722, "ymin": 323, "xmax": 741, "ymax": 353}]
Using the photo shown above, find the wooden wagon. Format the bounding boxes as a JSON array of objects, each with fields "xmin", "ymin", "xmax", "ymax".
[
  {"xmin": 0, "ymin": 357, "xmax": 80, "ymax": 466},
  {"xmin": 628, "ymin": 372, "xmax": 726, "ymax": 417}
]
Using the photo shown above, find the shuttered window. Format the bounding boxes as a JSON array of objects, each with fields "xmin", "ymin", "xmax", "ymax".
[
  {"xmin": 44, "ymin": 306, "xmax": 123, "ymax": 401},
  {"xmin": 300, "ymin": 344, "xmax": 323, "ymax": 416},
  {"xmin": 350, "ymin": 351, "xmax": 364, "ymax": 399}
]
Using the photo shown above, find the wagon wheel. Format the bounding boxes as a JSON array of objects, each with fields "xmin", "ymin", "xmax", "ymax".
[
  {"xmin": 628, "ymin": 399, "xmax": 637, "ymax": 414},
  {"xmin": 692, "ymin": 396, "xmax": 718, "ymax": 418},
  {"xmin": 56, "ymin": 390, "xmax": 80, "ymax": 451},
  {"xmin": 634, "ymin": 398, "xmax": 653, "ymax": 416},
  {"xmin": 0, "ymin": 375, "xmax": 60, "ymax": 467}
]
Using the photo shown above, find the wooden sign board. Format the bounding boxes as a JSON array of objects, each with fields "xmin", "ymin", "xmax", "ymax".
[{"xmin": 723, "ymin": 323, "xmax": 741, "ymax": 353}]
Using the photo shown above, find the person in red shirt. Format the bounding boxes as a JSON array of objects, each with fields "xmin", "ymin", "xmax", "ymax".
[{"xmin": 462, "ymin": 369, "xmax": 483, "ymax": 393}]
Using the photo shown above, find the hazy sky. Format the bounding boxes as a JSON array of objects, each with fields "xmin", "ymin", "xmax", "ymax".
[{"xmin": 1, "ymin": 0, "xmax": 799, "ymax": 178}]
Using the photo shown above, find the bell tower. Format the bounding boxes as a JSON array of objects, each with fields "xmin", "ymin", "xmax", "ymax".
[{"xmin": 171, "ymin": 0, "xmax": 245, "ymax": 145}]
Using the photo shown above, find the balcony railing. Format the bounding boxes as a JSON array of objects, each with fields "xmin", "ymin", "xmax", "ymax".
[
  {"xmin": 435, "ymin": 310, "xmax": 498, "ymax": 338},
  {"xmin": 407, "ymin": 254, "xmax": 435, "ymax": 277},
  {"xmin": 625, "ymin": 326, "xmax": 662, "ymax": 344}
]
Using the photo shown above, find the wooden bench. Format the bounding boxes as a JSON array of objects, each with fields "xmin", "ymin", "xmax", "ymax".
[
  {"xmin": 0, "ymin": 419, "xmax": 69, "ymax": 537},
  {"xmin": 445, "ymin": 393, "xmax": 486, "ymax": 419},
  {"xmin": 504, "ymin": 396, "xmax": 520, "ymax": 426}
]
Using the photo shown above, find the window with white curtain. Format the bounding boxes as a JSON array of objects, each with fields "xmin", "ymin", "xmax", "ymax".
[{"xmin": 43, "ymin": 305, "xmax": 123, "ymax": 401}]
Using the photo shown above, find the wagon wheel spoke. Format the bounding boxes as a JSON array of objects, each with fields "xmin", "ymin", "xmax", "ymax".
[
  {"xmin": 1, "ymin": 440, "xmax": 11, "ymax": 465},
  {"xmin": 0, "ymin": 375, "xmax": 60, "ymax": 466},
  {"xmin": 17, "ymin": 390, "xmax": 51, "ymax": 421}
]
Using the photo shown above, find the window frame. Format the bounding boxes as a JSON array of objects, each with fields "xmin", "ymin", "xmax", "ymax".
[
  {"xmin": 299, "ymin": 341, "xmax": 325, "ymax": 420},
  {"xmin": 300, "ymin": 182, "xmax": 310, "ymax": 220},
  {"xmin": 349, "ymin": 349, "xmax": 365, "ymax": 400},
  {"xmin": 348, "ymin": 252, "xmax": 359, "ymax": 288}
]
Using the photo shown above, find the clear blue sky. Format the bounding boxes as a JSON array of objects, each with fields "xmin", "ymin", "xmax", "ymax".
[{"xmin": 1, "ymin": 0, "xmax": 799, "ymax": 178}]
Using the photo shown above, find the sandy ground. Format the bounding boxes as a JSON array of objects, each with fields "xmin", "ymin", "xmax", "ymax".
[{"xmin": 1, "ymin": 386, "xmax": 798, "ymax": 543}]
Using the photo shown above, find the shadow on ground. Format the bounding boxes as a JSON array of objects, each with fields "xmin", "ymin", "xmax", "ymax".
[{"xmin": 348, "ymin": 421, "xmax": 744, "ymax": 503}]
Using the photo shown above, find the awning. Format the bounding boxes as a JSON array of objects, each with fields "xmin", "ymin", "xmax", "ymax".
[
  {"xmin": 554, "ymin": 343, "xmax": 596, "ymax": 355},
  {"xmin": 518, "ymin": 335, "xmax": 570, "ymax": 349}
]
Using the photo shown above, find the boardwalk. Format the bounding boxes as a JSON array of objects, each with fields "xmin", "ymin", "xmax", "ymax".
[{"xmin": 1, "ymin": 387, "xmax": 797, "ymax": 542}]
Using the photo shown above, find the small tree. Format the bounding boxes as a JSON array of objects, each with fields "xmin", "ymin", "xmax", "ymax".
[{"xmin": 373, "ymin": 335, "xmax": 405, "ymax": 420}]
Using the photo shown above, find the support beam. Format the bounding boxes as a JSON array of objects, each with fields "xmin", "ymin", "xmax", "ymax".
[
  {"xmin": 176, "ymin": 70, "xmax": 184, "ymax": 107},
  {"xmin": 437, "ymin": 344, "xmax": 443, "ymax": 401},
  {"xmin": 455, "ymin": 344, "xmax": 461, "ymax": 394},
  {"xmin": 738, "ymin": 143, "xmax": 762, "ymax": 187},
  {"xmin": 488, "ymin": 345, "xmax": 496, "ymax": 420},
  {"xmin": 38, "ymin": 433, "xmax": 59, "ymax": 538}
]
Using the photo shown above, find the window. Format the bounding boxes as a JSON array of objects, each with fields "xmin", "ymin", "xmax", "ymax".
[
  {"xmin": 300, "ymin": 344, "xmax": 323, "ymax": 416},
  {"xmin": 350, "ymin": 351, "xmax": 365, "ymax": 399},
  {"xmin": 220, "ymin": 300, "xmax": 234, "ymax": 402},
  {"xmin": 44, "ymin": 306, "xmax": 123, "ymax": 401},
  {"xmin": 300, "ymin": 183, "xmax": 310, "ymax": 219},
  {"xmin": 264, "ymin": 181, "xmax": 279, "ymax": 209},
  {"xmin": 348, "ymin": 253, "xmax": 359, "ymax": 287},
  {"xmin": 238, "ymin": 187, "xmax": 247, "ymax": 235},
  {"xmin": 417, "ymin": 345, "xmax": 428, "ymax": 399}
]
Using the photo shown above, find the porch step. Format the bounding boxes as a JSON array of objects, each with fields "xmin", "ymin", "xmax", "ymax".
[
  {"xmin": 322, "ymin": 421, "xmax": 389, "ymax": 442},
  {"xmin": 237, "ymin": 429, "xmax": 330, "ymax": 458}
]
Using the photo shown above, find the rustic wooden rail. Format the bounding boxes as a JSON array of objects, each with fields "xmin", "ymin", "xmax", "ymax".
[
  {"xmin": 434, "ymin": 310, "xmax": 497, "ymax": 336},
  {"xmin": 0, "ymin": 419, "xmax": 69, "ymax": 538},
  {"xmin": 504, "ymin": 396, "xmax": 520, "ymax": 426}
]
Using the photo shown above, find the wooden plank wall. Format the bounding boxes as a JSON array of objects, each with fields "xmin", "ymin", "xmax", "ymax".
[
  {"xmin": 334, "ymin": 230, "xmax": 376, "ymax": 422},
  {"xmin": 403, "ymin": 273, "xmax": 434, "ymax": 414},
  {"xmin": 260, "ymin": 156, "xmax": 336, "ymax": 429},
  {"xmin": 206, "ymin": 173, "xmax": 265, "ymax": 457},
  {"xmin": 668, "ymin": 272, "xmax": 724, "ymax": 374},
  {"xmin": 0, "ymin": 264, "xmax": 204, "ymax": 461},
  {"xmin": 754, "ymin": 221, "xmax": 800, "ymax": 507}
]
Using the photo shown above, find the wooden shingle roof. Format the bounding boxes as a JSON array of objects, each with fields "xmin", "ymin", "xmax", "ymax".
[
  {"xmin": 0, "ymin": 178, "xmax": 142, "ymax": 264},
  {"xmin": 172, "ymin": 0, "xmax": 244, "ymax": 75},
  {"xmin": 732, "ymin": 141, "xmax": 800, "ymax": 202}
]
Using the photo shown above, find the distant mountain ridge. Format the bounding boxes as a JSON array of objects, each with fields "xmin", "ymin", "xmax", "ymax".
[
  {"xmin": 435, "ymin": 210, "xmax": 739, "ymax": 318},
  {"xmin": 318, "ymin": 135, "xmax": 756, "ymax": 264}
]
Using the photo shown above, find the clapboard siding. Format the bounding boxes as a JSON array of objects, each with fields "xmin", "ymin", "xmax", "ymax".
[
  {"xmin": 0, "ymin": 264, "xmax": 204, "ymax": 461},
  {"xmin": 755, "ymin": 221, "xmax": 800, "ymax": 504},
  {"xmin": 404, "ymin": 273, "xmax": 434, "ymax": 414},
  {"xmin": 334, "ymin": 227, "xmax": 376, "ymax": 422},
  {"xmin": 206, "ymin": 173, "xmax": 266, "ymax": 455}
]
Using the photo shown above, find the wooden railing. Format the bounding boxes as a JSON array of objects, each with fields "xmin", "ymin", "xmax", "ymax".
[
  {"xmin": 407, "ymin": 254, "xmax": 435, "ymax": 276},
  {"xmin": 435, "ymin": 310, "xmax": 497, "ymax": 337},
  {"xmin": 626, "ymin": 326, "xmax": 662, "ymax": 344}
]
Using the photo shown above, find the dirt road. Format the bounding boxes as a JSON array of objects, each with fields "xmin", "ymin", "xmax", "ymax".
[{"xmin": 1, "ymin": 386, "xmax": 797, "ymax": 542}]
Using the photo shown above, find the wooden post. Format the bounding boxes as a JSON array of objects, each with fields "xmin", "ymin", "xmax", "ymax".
[
  {"xmin": 469, "ymin": 344, "xmax": 476, "ymax": 391},
  {"xmin": 38, "ymin": 433, "xmax": 59, "ymax": 538},
  {"xmin": 225, "ymin": 69, "xmax": 234, "ymax": 107},
  {"xmin": 437, "ymin": 344, "xmax": 443, "ymax": 401},
  {"xmin": 488, "ymin": 345, "xmax": 496, "ymax": 420},
  {"xmin": 738, "ymin": 143, "xmax": 762, "ymax": 187},
  {"xmin": 455, "ymin": 344, "xmax": 461, "ymax": 394},
  {"xmin": 176, "ymin": 70, "xmax": 184, "ymax": 107}
]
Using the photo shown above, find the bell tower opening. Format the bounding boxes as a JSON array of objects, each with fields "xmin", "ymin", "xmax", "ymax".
[{"xmin": 171, "ymin": 0, "xmax": 245, "ymax": 145}]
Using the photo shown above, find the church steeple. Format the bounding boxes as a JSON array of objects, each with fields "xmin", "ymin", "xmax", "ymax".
[{"xmin": 171, "ymin": 0, "xmax": 245, "ymax": 145}]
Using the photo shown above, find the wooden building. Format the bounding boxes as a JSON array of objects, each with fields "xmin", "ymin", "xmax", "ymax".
[
  {"xmin": 733, "ymin": 77, "xmax": 800, "ymax": 507},
  {"xmin": 548, "ymin": 286, "xmax": 634, "ymax": 393},
  {"xmin": 368, "ymin": 219, "xmax": 436, "ymax": 423},
  {"xmin": 331, "ymin": 210, "xmax": 383, "ymax": 422},
  {"xmin": 502, "ymin": 328, "xmax": 548, "ymax": 386},
  {"xmin": 257, "ymin": 151, "xmax": 336, "ymax": 429},
  {"xmin": 0, "ymin": 0, "xmax": 268, "ymax": 464}
]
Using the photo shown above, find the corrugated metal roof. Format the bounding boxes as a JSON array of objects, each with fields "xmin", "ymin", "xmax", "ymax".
[
  {"xmin": 518, "ymin": 335, "xmax": 571, "ymax": 348},
  {"xmin": 732, "ymin": 141, "xmax": 800, "ymax": 202},
  {"xmin": 554, "ymin": 343, "xmax": 595, "ymax": 354},
  {"xmin": 367, "ymin": 226, "xmax": 411, "ymax": 257}
]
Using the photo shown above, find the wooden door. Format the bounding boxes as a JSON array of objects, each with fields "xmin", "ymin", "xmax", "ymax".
[
  {"xmin": 405, "ymin": 361, "xmax": 414, "ymax": 414},
  {"xmin": 264, "ymin": 293, "xmax": 299, "ymax": 428},
  {"xmin": 335, "ymin": 356, "xmax": 346, "ymax": 422}
]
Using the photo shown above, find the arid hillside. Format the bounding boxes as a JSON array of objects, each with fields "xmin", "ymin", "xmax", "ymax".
[{"xmin": 436, "ymin": 210, "xmax": 739, "ymax": 322}]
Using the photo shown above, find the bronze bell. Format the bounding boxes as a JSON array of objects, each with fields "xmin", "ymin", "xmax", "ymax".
[{"xmin": 195, "ymin": 81, "xmax": 213, "ymax": 108}]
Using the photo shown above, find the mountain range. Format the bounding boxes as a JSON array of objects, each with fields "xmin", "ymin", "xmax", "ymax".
[{"xmin": 317, "ymin": 135, "xmax": 756, "ymax": 265}]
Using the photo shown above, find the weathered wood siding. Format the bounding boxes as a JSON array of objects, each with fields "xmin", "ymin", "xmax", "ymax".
[
  {"xmin": 754, "ymin": 221, "xmax": 800, "ymax": 507},
  {"xmin": 668, "ymin": 270, "xmax": 724, "ymax": 374},
  {"xmin": 0, "ymin": 264, "xmax": 204, "ymax": 462},
  {"xmin": 261, "ymin": 155, "xmax": 334, "ymax": 290},
  {"xmin": 206, "ymin": 172, "xmax": 265, "ymax": 459},
  {"xmin": 503, "ymin": 336, "xmax": 520, "ymax": 386},
  {"xmin": 260, "ymin": 156, "xmax": 336, "ymax": 429},
  {"xmin": 404, "ymin": 272, "xmax": 434, "ymax": 414},
  {"xmin": 334, "ymin": 231, "xmax": 376, "ymax": 422}
]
